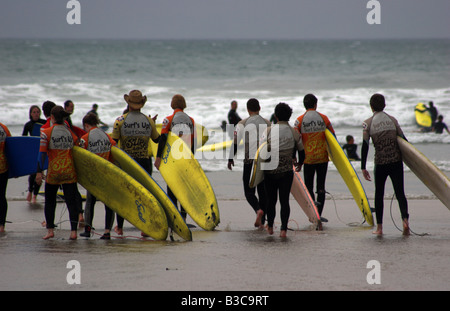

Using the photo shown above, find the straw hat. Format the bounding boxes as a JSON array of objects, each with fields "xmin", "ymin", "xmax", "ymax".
[{"xmin": 124, "ymin": 90, "xmax": 147, "ymax": 109}]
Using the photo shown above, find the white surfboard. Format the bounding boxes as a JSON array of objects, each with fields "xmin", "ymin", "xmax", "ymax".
[{"xmin": 398, "ymin": 137, "xmax": 450, "ymax": 210}]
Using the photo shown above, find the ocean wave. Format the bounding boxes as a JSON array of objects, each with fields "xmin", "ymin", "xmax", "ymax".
[{"xmin": 1, "ymin": 82, "xmax": 449, "ymax": 129}]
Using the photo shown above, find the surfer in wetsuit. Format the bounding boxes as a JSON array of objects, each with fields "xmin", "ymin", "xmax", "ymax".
[
  {"xmin": 228, "ymin": 98, "xmax": 271, "ymax": 228},
  {"xmin": 361, "ymin": 93, "xmax": 410, "ymax": 236},
  {"xmin": 294, "ymin": 94, "xmax": 334, "ymax": 220},
  {"xmin": 342, "ymin": 135, "xmax": 360, "ymax": 161},
  {"xmin": 427, "ymin": 101, "xmax": 438, "ymax": 126},
  {"xmin": 262, "ymin": 103, "xmax": 305, "ymax": 237},
  {"xmin": 79, "ymin": 113, "xmax": 117, "ymax": 239},
  {"xmin": 228, "ymin": 100, "xmax": 242, "ymax": 126},
  {"xmin": 154, "ymin": 94, "xmax": 195, "ymax": 220},
  {"xmin": 36, "ymin": 106, "xmax": 80, "ymax": 240},
  {"xmin": 22, "ymin": 105, "xmax": 46, "ymax": 203},
  {"xmin": 432, "ymin": 115, "xmax": 449, "ymax": 134},
  {"xmin": 111, "ymin": 90, "xmax": 160, "ymax": 236},
  {"xmin": 87, "ymin": 103, "xmax": 108, "ymax": 129},
  {"xmin": 0, "ymin": 122, "xmax": 12, "ymax": 233}
]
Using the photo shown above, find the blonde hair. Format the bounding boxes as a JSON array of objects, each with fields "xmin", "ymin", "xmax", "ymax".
[{"xmin": 171, "ymin": 94, "xmax": 186, "ymax": 110}]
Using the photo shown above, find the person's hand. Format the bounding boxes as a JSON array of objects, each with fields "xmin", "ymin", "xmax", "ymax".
[
  {"xmin": 35, "ymin": 172, "xmax": 44, "ymax": 185},
  {"xmin": 293, "ymin": 159, "xmax": 302, "ymax": 172},
  {"xmin": 227, "ymin": 159, "xmax": 234, "ymax": 170},
  {"xmin": 362, "ymin": 169, "xmax": 371, "ymax": 181},
  {"xmin": 154, "ymin": 157, "xmax": 161, "ymax": 170}
]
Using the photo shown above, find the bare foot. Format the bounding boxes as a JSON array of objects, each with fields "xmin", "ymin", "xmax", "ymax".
[
  {"xmin": 0, "ymin": 225, "xmax": 5, "ymax": 233},
  {"xmin": 32, "ymin": 195, "xmax": 37, "ymax": 204},
  {"xmin": 254, "ymin": 209, "xmax": 264, "ymax": 228},
  {"xmin": 267, "ymin": 226, "xmax": 274, "ymax": 235},
  {"xmin": 372, "ymin": 224, "xmax": 383, "ymax": 235},
  {"xmin": 69, "ymin": 231, "xmax": 77, "ymax": 240},
  {"xmin": 78, "ymin": 214, "xmax": 84, "ymax": 228},
  {"xmin": 114, "ymin": 226, "xmax": 123, "ymax": 236},
  {"xmin": 402, "ymin": 219, "xmax": 410, "ymax": 236},
  {"xmin": 26, "ymin": 192, "xmax": 32, "ymax": 202},
  {"xmin": 43, "ymin": 229, "xmax": 54, "ymax": 240},
  {"xmin": 280, "ymin": 230, "xmax": 287, "ymax": 238}
]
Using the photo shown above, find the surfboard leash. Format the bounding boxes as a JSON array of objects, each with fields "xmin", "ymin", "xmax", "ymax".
[
  {"xmin": 326, "ymin": 191, "xmax": 366, "ymax": 227},
  {"xmin": 389, "ymin": 195, "xmax": 429, "ymax": 237}
]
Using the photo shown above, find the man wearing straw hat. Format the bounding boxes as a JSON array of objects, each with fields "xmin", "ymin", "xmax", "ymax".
[{"xmin": 111, "ymin": 90, "xmax": 160, "ymax": 235}]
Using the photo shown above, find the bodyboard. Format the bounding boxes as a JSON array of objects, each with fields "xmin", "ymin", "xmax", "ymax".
[{"xmin": 5, "ymin": 136, "xmax": 42, "ymax": 178}]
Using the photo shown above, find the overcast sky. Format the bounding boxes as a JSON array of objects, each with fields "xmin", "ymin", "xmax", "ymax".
[{"xmin": 1, "ymin": 0, "xmax": 449, "ymax": 40}]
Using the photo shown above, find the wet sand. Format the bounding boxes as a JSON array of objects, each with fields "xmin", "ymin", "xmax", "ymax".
[{"xmin": 0, "ymin": 171, "xmax": 449, "ymax": 291}]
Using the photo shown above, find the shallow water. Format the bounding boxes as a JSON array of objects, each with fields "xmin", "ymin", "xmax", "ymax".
[{"xmin": 1, "ymin": 194, "xmax": 449, "ymax": 291}]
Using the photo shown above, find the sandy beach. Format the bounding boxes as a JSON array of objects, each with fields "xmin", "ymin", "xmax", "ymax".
[{"xmin": 0, "ymin": 170, "xmax": 449, "ymax": 292}]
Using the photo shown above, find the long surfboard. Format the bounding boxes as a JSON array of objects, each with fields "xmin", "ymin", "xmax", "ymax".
[
  {"xmin": 397, "ymin": 137, "xmax": 450, "ymax": 210},
  {"xmin": 197, "ymin": 139, "xmax": 233, "ymax": 152},
  {"xmin": 414, "ymin": 102, "xmax": 432, "ymax": 128},
  {"xmin": 291, "ymin": 168, "xmax": 322, "ymax": 229},
  {"xmin": 197, "ymin": 139, "xmax": 244, "ymax": 153},
  {"xmin": 325, "ymin": 129, "xmax": 374, "ymax": 226},
  {"xmin": 150, "ymin": 133, "xmax": 219, "ymax": 230},
  {"xmin": 149, "ymin": 123, "xmax": 209, "ymax": 157},
  {"xmin": 111, "ymin": 146, "xmax": 192, "ymax": 241},
  {"xmin": 72, "ymin": 146, "xmax": 168, "ymax": 240}
]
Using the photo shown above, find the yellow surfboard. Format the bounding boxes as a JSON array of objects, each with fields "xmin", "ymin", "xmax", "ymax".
[
  {"xmin": 325, "ymin": 130, "xmax": 374, "ymax": 226},
  {"xmin": 149, "ymin": 123, "xmax": 209, "ymax": 157},
  {"xmin": 249, "ymin": 141, "xmax": 268, "ymax": 188},
  {"xmin": 197, "ymin": 139, "xmax": 244, "ymax": 153},
  {"xmin": 111, "ymin": 146, "xmax": 192, "ymax": 241},
  {"xmin": 150, "ymin": 133, "xmax": 220, "ymax": 230},
  {"xmin": 197, "ymin": 139, "xmax": 233, "ymax": 152},
  {"xmin": 72, "ymin": 146, "xmax": 168, "ymax": 240},
  {"xmin": 414, "ymin": 102, "xmax": 432, "ymax": 128}
]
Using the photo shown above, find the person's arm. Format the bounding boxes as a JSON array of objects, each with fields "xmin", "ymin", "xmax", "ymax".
[
  {"xmin": 227, "ymin": 131, "xmax": 238, "ymax": 170},
  {"xmin": 361, "ymin": 121, "xmax": 371, "ymax": 181},
  {"xmin": 361, "ymin": 139, "xmax": 371, "ymax": 181},
  {"xmin": 35, "ymin": 151, "xmax": 47, "ymax": 185},
  {"xmin": 154, "ymin": 133, "xmax": 168, "ymax": 170},
  {"xmin": 227, "ymin": 122, "xmax": 243, "ymax": 170},
  {"xmin": 292, "ymin": 129, "xmax": 305, "ymax": 171}
]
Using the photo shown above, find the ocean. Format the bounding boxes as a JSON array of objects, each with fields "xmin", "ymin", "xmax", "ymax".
[{"xmin": 1, "ymin": 38, "xmax": 449, "ymax": 172}]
